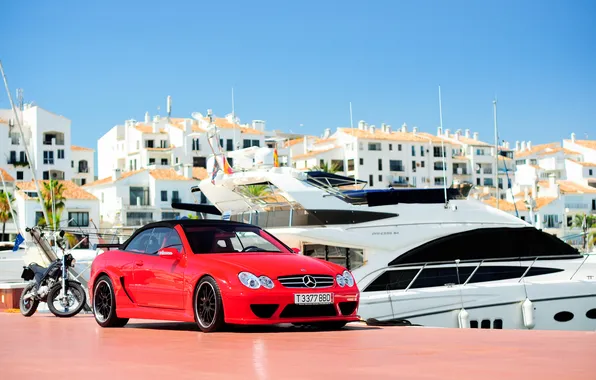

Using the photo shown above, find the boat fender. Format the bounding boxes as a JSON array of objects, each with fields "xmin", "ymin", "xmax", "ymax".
[
  {"xmin": 458, "ymin": 308, "xmax": 470, "ymax": 328},
  {"xmin": 521, "ymin": 298, "xmax": 535, "ymax": 329}
]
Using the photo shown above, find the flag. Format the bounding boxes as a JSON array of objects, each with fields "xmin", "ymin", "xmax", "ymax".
[
  {"xmin": 273, "ymin": 148, "xmax": 279, "ymax": 167},
  {"xmin": 211, "ymin": 159, "xmax": 220, "ymax": 184},
  {"xmin": 12, "ymin": 233, "xmax": 24, "ymax": 251},
  {"xmin": 222, "ymin": 156, "xmax": 234, "ymax": 174}
]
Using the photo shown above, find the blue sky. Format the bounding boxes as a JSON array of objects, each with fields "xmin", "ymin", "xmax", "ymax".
[{"xmin": 1, "ymin": 0, "xmax": 595, "ymax": 154}]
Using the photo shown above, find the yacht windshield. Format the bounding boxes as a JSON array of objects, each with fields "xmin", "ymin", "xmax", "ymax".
[{"xmin": 183, "ymin": 226, "xmax": 285, "ymax": 254}]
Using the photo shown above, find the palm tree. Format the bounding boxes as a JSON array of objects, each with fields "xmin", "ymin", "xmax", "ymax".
[
  {"xmin": 312, "ymin": 162, "xmax": 340, "ymax": 174},
  {"xmin": 572, "ymin": 214, "xmax": 596, "ymax": 252},
  {"xmin": 0, "ymin": 192, "xmax": 15, "ymax": 242},
  {"xmin": 38, "ymin": 180, "xmax": 66, "ymax": 229},
  {"xmin": 239, "ymin": 184, "xmax": 271, "ymax": 198}
]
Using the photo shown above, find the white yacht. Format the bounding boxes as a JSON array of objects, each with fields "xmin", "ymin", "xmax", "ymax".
[{"xmin": 173, "ymin": 154, "xmax": 596, "ymax": 331}]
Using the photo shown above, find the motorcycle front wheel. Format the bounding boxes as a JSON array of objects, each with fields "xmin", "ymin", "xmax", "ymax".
[
  {"xmin": 47, "ymin": 282, "xmax": 86, "ymax": 318},
  {"xmin": 19, "ymin": 283, "xmax": 39, "ymax": 317}
]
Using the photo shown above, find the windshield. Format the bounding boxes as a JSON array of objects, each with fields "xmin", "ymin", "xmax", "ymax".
[{"xmin": 183, "ymin": 226, "xmax": 286, "ymax": 254}]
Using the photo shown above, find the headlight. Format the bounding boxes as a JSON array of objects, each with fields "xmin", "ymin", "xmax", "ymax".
[
  {"xmin": 336, "ymin": 274, "xmax": 345, "ymax": 287},
  {"xmin": 343, "ymin": 270, "xmax": 355, "ymax": 287},
  {"xmin": 238, "ymin": 272, "xmax": 274, "ymax": 289},
  {"xmin": 258, "ymin": 275, "xmax": 274, "ymax": 289}
]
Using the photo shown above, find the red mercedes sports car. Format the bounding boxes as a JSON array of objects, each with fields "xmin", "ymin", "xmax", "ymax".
[{"xmin": 89, "ymin": 219, "xmax": 360, "ymax": 332}]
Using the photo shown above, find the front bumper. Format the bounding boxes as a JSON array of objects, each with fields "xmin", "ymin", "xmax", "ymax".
[{"xmin": 222, "ymin": 287, "xmax": 360, "ymax": 325}]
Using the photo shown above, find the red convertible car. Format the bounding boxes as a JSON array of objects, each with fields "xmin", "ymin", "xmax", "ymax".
[{"xmin": 89, "ymin": 219, "xmax": 360, "ymax": 332}]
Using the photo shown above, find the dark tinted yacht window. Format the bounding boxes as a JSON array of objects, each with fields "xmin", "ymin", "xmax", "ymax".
[
  {"xmin": 363, "ymin": 266, "xmax": 564, "ymax": 292},
  {"xmin": 388, "ymin": 227, "xmax": 580, "ymax": 266}
]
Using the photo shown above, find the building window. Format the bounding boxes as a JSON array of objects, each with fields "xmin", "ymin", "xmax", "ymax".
[
  {"xmin": 590, "ymin": 169, "xmax": 593, "ymax": 176},
  {"xmin": 129, "ymin": 187, "xmax": 149, "ymax": 206},
  {"xmin": 378, "ymin": 174, "xmax": 382, "ymax": 182},
  {"xmin": 420, "ymin": 146, "xmax": 424, "ymax": 156},
  {"xmin": 389, "ymin": 160, "xmax": 403, "ymax": 172},
  {"xmin": 35, "ymin": 212, "xmax": 44, "ymax": 225},
  {"xmin": 389, "ymin": 144, "xmax": 393, "ymax": 151},
  {"xmin": 192, "ymin": 138, "xmax": 200, "ymax": 151},
  {"xmin": 378, "ymin": 159, "xmax": 383, "ymax": 171},
  {"xmin": 369, "ymin": 174, "xmax": 374, "ymax": 186},
  {"xmin": 411, "ymin": 146, "xmax": 416, "ymax": 156},
  {"xmin": 68, "ymin": 212, "xmax": 89, "ymax": 227},
  {"xmin": 149, "ymin": 158, "xmax": 155, "ymax": 165},
  {"xmin": 161, "ymin": 190, "xmax": 167, "ymax": 202},
  {"xmin": 193, "ymin": 157, "xmax": 206, "ymax": 168},
  {"xmin": 43, "ymin": 151, "xmax": 54, "ymax": 165},
  {"xmin": 172, "ymin": 191, "xmax": 180, "ymax": 203},
  {"xmin": 161, "ymin": 158, "xmax": 168, "ymax": 165},
  {"xmin": 433, "ymin": 147, "xmax": 444, "ymax": 158},
  {"xmin": 16, "ymin": 171, "xmax": 23, "ymax": 180},
  {"xmin": 43, "ymin": 171, "xmax": 50, "ymax": 180},
  {"xmin": 145, "ymin": 140, "xmax": 154, "ymax": 148},
  {"xmin": 57, "ymin": 149, "xmax": 65, "ymax": 159},
  {"xmin": 331, "ymin": 160, "xmax": 344, "ymax": 172},
  {"xmin": 368, "ymin": 142, "xmax": 381, "ymax": 151},
  {"xmin": 226, "ymin": 139, "xmax": 233, "ymax": 151},
  {"xmin": 421, "ymin": 161, "xmax": 425, "ymax": 168},
  {"xmin": 398, "ymin": 144, "xmax": 402, "ymax": 151},
  {"xmin": 347, "ymin": 159, "xmax": 355, "ymax": 171},
  {"xmin": 359, "ymin": 158, "xmax": 364, "ymax": 165},
  {"xmin": 162, "ymin": 212, "xmax": 180, "ymax": 220},
  {"xmin": 78, "ymin": 160, "xmax": 88, "ymax": 173},
  {"xmin": 435, "ymin": 177, "xmax": 445, "ymax": 186}
]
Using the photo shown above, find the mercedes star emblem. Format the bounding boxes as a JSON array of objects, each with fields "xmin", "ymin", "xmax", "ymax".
[{"xmin": 302, "ymin": 275, "xmax": 316, "ymax": 288}]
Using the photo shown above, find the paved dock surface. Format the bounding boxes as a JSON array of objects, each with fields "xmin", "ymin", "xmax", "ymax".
[{"xmin": 0, "ymin": 312, "xmax": 594, "ymax": 380}]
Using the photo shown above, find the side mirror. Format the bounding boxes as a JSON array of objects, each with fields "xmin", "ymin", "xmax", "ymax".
[
  {"xmin": 157, "ymin": 247, "xmax": 182, "ymax": 259},
  {"xmin": 291, "ymin": 247, "xmax": 301, "ymax": 254}
]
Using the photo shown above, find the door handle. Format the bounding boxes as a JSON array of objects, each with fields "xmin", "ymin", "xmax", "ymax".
[{"xmin": 135, "ymin": 261, "xmax": 143, "ymax": 267}]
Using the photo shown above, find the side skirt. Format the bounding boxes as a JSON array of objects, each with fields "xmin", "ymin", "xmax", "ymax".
[{"xmin": 116, "ymin": 305, "xmax": 195, "ymax": 323}]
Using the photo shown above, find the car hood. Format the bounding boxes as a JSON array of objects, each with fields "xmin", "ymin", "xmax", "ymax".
[{"xmin": 202, "ymin": 252, "xmax": 342, "ymax": 277}]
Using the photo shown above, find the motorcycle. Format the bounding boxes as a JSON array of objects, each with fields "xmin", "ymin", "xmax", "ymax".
[{"xmin": 19, "ymin": 231, "xmax": 87, "ymax": 318}]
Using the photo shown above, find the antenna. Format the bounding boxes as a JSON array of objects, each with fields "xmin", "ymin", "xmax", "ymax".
[
  {"xmin": 232, "ymin": 87, "xmax": 236, "ymax": 150},
  {"xmin": 16, "ymin": 88, "xmax": 23, "ymax": 110},
  {"xmin": 493, "ymin": 98, "xmax": 499, "ymax": 209},
  {"xmin": 438, "ymin": 85, "xmax": 448, "ymax": 204},
  {"xmin": 167, "ymin": 95, "xmax": 172, "ymax": 120}
]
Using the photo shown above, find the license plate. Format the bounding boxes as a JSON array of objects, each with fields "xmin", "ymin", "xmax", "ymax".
[{"xmin": 294, "ymin": 293, "xmax": 333, "ymax": 305}]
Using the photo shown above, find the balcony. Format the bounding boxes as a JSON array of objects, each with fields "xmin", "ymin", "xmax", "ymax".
[{"xmin": 7, "ymin": 159, "xmax": 29, "ymax": 167}]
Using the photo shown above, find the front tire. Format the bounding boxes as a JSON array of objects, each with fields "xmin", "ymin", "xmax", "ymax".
[
  {"xmin": 19, "ymin": 283, "xmax": 39, "ymax": 317},
  {"xmin": 194, "ymin": 276, "xmax": 225, "ymax": 333},
  {"xmin": 47, "ymin": 281, "xmax": 86, "ymax": 318},
  {"xmin": 92, "ymin": 275, "xmax": 129, "ymax": 328}
]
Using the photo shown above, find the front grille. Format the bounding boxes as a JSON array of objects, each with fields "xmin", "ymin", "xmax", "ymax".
[
  {"xmin": 250, "ymin": 304, "xmax": 279, "ymax": 318},
  {"xmin": 279, "ymin": 304, "xmax": 337, "ymax": 318},
  {"xmin": 277, "ymin": 274, "xmax": 334, "ymax": 288},
  {"xmin": 338, "ymin": 301, "xmax": 357, "ymax": 316}
]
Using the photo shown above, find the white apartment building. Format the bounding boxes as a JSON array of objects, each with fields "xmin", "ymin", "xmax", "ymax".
[
  {"xmin": 97, "ymin": 108, "xmax": 266, "ymax": 179},
  {"xmin": 83, "ymin": 167, "xmax": 196, "ymax": 231},
  {"xmin": 483, "ymin": 133, "xmax": 596, "ymax": 249},
  {"xmin": 0, "ymin": 105, "xmax": 96, "ymax": 242},
  {"xmin": 0, "ymin": 105, "xmax": 95, "ymax": 183},
  {"xmin": 289, "ymin": 121, "xmax": 511, "ymax": 193}
]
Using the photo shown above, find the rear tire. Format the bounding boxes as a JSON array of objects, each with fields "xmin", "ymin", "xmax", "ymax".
[
  {"xmin": 47, "ymin": 281, "xmax": 86, "ymax": 318},
  {"xmin": 92, "ymin": 275, "xmax": 129, "ymax": 328},
  {"xmin": 19, "ymin": 283, "xmax": 39, "ymax": 317},
  {"xmin": 194, "ymin": 276, "xmax": 225, "ymax": 333}
]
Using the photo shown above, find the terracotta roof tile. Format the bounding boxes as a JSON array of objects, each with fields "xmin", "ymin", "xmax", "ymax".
[
  {"xmin": 341, "ymin": 129, "xmax": 445, "ymax": 144},
  {"xmin": 482, "ymin": 196, "xmax": 557, "ymax": 212},
  {"xmin": 15, "ymin": 180, "xmax": 97, "ymax": 200},
  {"xmin": 71, "ymin": 145, "xmax": 94, "ymax": 152},
  {"xmin": 556, "ymin": 180, "xmax": 596, "ymax": 194},
  {"xmin": 192, "ymin": 167, "xmax": 208, "ymax": 180},
  {"xmin": 0, "ymin": 168, "xmax": 14, "ymax": 182},
  {"xmin": 202, "ymin": 117, "xmax": 264, "ymax": 135},
  {"xmin": 293, "ymin": 147, "xmax": 339, "ymax": 160},
  {"xmin": 149, "ymin": 168, "xmax": 191, "ymax": 181},
  {"xmin": 134, "ymin": 124, "xmax": 168, "ymax": 134},
  {"xmin": 84, "ymin": 169, "xmax": 146, "ymax": 187},
  {"xmin": 513, "ymin": 143, "xmax": 559, "ymax": 158},
  {"xmin": 536, "ymin": 147, "xmax": 580, "ymax": 156},
  {"xmin": 566, "ymin": 159, "xmax": 596, "ymax": 167},
  {"xmin": 565, "ymin": 139, "xmax": 596, "ymax": 150}
]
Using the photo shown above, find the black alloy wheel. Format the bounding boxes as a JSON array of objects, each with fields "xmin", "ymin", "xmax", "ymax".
[
  {"xmin": 93, "ymin": 275, "xmax": 129, "ymax": 328},
  {"xmin": 194, "ymin": 276, "xmax": 225, "ymax": 333}
]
